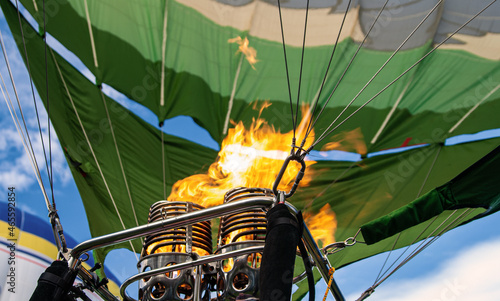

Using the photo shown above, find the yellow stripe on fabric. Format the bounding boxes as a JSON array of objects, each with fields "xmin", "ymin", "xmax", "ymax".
[{"xmin": 0, "ymin": 220, "xmax": 58, "ymax": 259}]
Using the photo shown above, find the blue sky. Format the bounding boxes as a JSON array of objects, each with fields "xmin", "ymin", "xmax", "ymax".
[{"xmin": 1, "ymin": 6, "xmax": 500, "ymax": 301}]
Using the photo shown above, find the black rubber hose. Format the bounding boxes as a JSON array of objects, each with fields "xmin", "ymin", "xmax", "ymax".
[
  {"xmin": 259, "ymin": 204, "xmax": 301, "ymax": 301},
  {"xmin": 296, "ymin": 212, "xmax": 315, "ymax": 301}
]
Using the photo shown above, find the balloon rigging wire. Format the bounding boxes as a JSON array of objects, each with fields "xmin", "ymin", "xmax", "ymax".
[
  {"xmin": 315, "ymin": 0, "xmax": 443, "ymax": 146},
  {"xmin": 301, "ymin": 0, "xmax": 390, "ymax": 152},
  {"xmin": 372, "ymin": 213, "xmax": 442, "ymax": 286},
  {"xmin": 49, "ymin": 47, "xmax": 140, "ymax": 257},
  {"xmin": 311, "ymin": 0, "xmax": 443, "ymax": 150},
  {"xmin": 100, "ymin": 89, "xmax": 143, "ymax": 244},
  {"xmin": 277, "ymin": 0, "xmax": 296, "ymax": 139},
  {"xmin": 373, "ymin": 144, "xmax": 443, "ymax": 285},
  {"xmin": 11, "ymin": 0, "xmax": 67, "ymax": 253},
  {"xmin": 356, "ymin": 208, "xmax": 476, "ymax": 301},
  {"xmin": 0, "ymin": 26, "xmax": 63, "ymax": 254},
  {"xmin": 42, "ymin": 0, "xmax": 56, "ymax": 209},
  {"xmin": 12, "ymin": 0, "xmax": 56, "ymax": 210},
  {"xmin": 294, "ymin": 0, "xmax": 310, "ymax": 142},
  {"xmin": 302, "ymin": 0, "xmax": 353, "ymax": 144},
  {"xmin": 372, "ymin": 208, "xmax": 476, "ymax": 294},
  {"xmin": 309, "ymin": 0, "xmax": 498, "ymax": 152},
  {"xmin": 373, "ymin": 232, "xmax": 402, "ymax": 285},
  {"xmin": 0, "ymin": 62, "xmax": 51, "ymax": 209}
]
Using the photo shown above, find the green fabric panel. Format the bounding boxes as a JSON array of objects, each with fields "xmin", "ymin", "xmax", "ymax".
[
  {"xmin": 399, "ymin": 50, "xmax": 500, "ymax": 113},
  {"xmin": 24, "ymin": 0, "xmax": 499, "ymax": 113},
  {"xmin": 451, "ymin": 145, "xmax": 500, "ymax": 211},
  {"xmin": 19, "ymin": 0, "xmax": 166, "ymax": 117},
  {"xmin": 331, "ymin": 207, "xmax": 486, "ymax": 272},
  {"xmin": 228, "ymin": 94, "xmax": 500, "ymax": 152},
  {"xmin": 4, "ymin": 0, "xmax": 500, "ymax": 285},
  {"xmin": 360, "ymin": 145, "xmax": 500, "ymax": 245},
  {"xmin": 23, "ymin": 0, "xmax": 165, "ymax": 62},
  {"xmin": 162, "ymin": 4, "xmax": 500, "ymax": 151},
  {"xmin": 370, "ymin": 99, "xmax": 500, "ymax": 152},
  {"xmin": 292, "ymin": 138, "xmax": 500, "ymax": 270},
  {"xmin": 374, "ymin": 51, "xmax": 500, "ymax": 150},
  {"xmin": 360, "ymin": 188, "xmax": 451, "ymax": 245},
  {"xmin": 2, "ymin": 0, "xmax": 217, "ymax": 261},
  {"xmin": 16, "ymin": 0, "xmax": 500, "ymax": 152}
]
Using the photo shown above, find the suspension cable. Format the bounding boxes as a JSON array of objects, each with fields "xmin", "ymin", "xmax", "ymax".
[
  {"xmin": 13, "ymin": 0, "xmax": 55, "ymax": 208},
  {"xmin": 373, "ymin": 213, "xmax": 442, "ymax": 285},
  {"xmin": 1, "ymin": 27, "xmax": 56, "ymax": 212},
  {"xmin": 0, "ymin": 73, "xmax": 51, "ymax": 208},
  {"xmin": 373, "ymin": 144, "xmax": 443, "ymax": 284},
  {"xmin": 277, "ymin": 0, "xmax": 296, "ymax": 139},
  {"xmin": 302, "ymin": 0, "xmax": 390, "ymax": 147},
  {"xmin": 302, "ymin": 0, "xmax": 353, "ymax": 144},
  {"xmin": 294, "ymin": 0, "xmax": 310, "ymax": 142},
  {"xmin": 10, "ymin": 0, "xmax": 70, "ymax": 254},
  {"xmin": 100, "ymin": 89, "xmax": 142, "ymax": 241},
  {"xmin": 313, "ymin": 0, "xmax": 444, "ymax": 148},
  {"xmin": 370, "ymin": 208, "xmax": 476, "ymax": 293},
  {"xmin": 372, "ymin": 232, "xmax": 401, "ymax": 285},
  {"xmin": 161, "ymin": 128, "xmax": 167, "ymax": 200},
  {"xmin": 43, "ymin": 0, "xmax": 55, "ymax": 209},
  {"xmin": 356, "ymin": 208, "xmax": 473, "ymax": 301},
  {"xmin": 309, "ymin": 0, "xmax": 497, "ymax": 151}
]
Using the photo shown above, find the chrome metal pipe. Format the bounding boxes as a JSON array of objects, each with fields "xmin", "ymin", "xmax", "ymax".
[
  {"xmin": 192, "ymin": 264, "xmax": 202, "ymax": 301},
  {"xmin": 69, "ymin": 197, "xmax": 275, "ymax": 269},
  {"xmin": 69, "ymin": 196, "xmax": 345, "ymax": 301},
  {"xmin": 120, "ymin": 246, "xmax": 265, "ymax": 301},
  {"xmin": 301, "ymin": 221, "xmax": 345, "ymax": 301}
]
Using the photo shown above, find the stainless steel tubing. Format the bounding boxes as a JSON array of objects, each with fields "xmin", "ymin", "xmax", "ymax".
[
  {"xmin": 69, "ymin": 196, "xmax": 345, "ymax": 301},
  {"xmin": 120, "ymin": 246, "xmax": 265, "ymax": 301},
  {"xmin": 69, "ymin": 197, "xmax": 275, "ymax": 269},
  {"xmin": 301, "ymin": 221, "xmax": 345, "ymax": 301}
]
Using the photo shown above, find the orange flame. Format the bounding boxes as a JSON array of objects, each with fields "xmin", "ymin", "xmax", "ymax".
[
  {"xmin": 168, "ymin": 103, "xmax": 315, "ymax": 207},
  {"xmin": 228, "ymin": 36, "xmax": 259, "ymax": 69},
  {"xmin": 167, "ymin": 103, "xmax": 337, "ymax": 245},
  {"xmin": 304, "ymin": 204, "xmax": 337, "ymax": 246}
]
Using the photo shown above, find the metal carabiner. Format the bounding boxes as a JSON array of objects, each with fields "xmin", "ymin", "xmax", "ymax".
[
  {"xmin": 322, "ymin": 237, "xmax": 357, "ymax": 255},
  {"xmin": 272, "ymin": 153, "xmax": 307, "ymax": 198},
  {"xmin": 344, "ymin": 237, "xmax": 356, "ymax": 246}
]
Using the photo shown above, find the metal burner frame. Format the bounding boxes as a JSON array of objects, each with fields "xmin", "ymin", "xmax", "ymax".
[{"xmin": 68, "ymin": 196, "xmax": 345, "ymax": 301}]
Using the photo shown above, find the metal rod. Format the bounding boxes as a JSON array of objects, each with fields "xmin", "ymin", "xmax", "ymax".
[
  {"xmin": 70, "ymin": 196, "xmax": 345, "ymax": 300},
  {"xmin": 193, "ymin": 264, "xmax": 202, "ymax": 301},
  {"xmin": 293, "ymin": 270, "xmax": 308, "ymax": 283},
  {"xmin": 69, "ymin": 197, "xmax": 275, "ymax": 268},
  {"xmin": 77, "ymin": 265, "xmax": 120, "ymax": 301},
  {"xmin": 302, "ymin": 221, "xmax": 345, "ymax": 301},
  {"xmin": 120, "ymin": 246, "xmax": 265, "ymax": 301}
]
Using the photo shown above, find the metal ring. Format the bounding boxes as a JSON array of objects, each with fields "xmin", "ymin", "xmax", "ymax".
[
  {"xmin": 344, "ymin": 237, "xmax": 356, "ymax": 246},
  {"xmin": 80, "ymin": 252, "xmax": 90, "ymax": 262}
]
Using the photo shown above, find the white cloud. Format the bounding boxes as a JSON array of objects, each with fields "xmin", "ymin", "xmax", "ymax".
[
  {"xmin": 346, "ymin": 238, "xmax": 500, "ymax": 301},
  {"xmin": 0, "ymin": 116, "xmax": 71, "ymax": 191},
  {"xmin": 0, "ymin": 44, "xmax": 39, "ymax": 110},
  {"xmin": 0, "ymin": 126, "xmax": 22, "ymax": 151},
  {"xmin": 0, "ymin": 18, "xmax": 72, "ymax": 192},
  {"xmin": 0, "ymin": 169, "xmax": 32, "ymax": 188}
]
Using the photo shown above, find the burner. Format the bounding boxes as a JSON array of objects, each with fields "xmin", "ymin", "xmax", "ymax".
[
  {"xmin": 138, "ymin": 201, "xmax": 213, "ymax": 301},
  {"xmin": 215, "ymin": 188, "xmax": 273, "ymax": 300}
]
